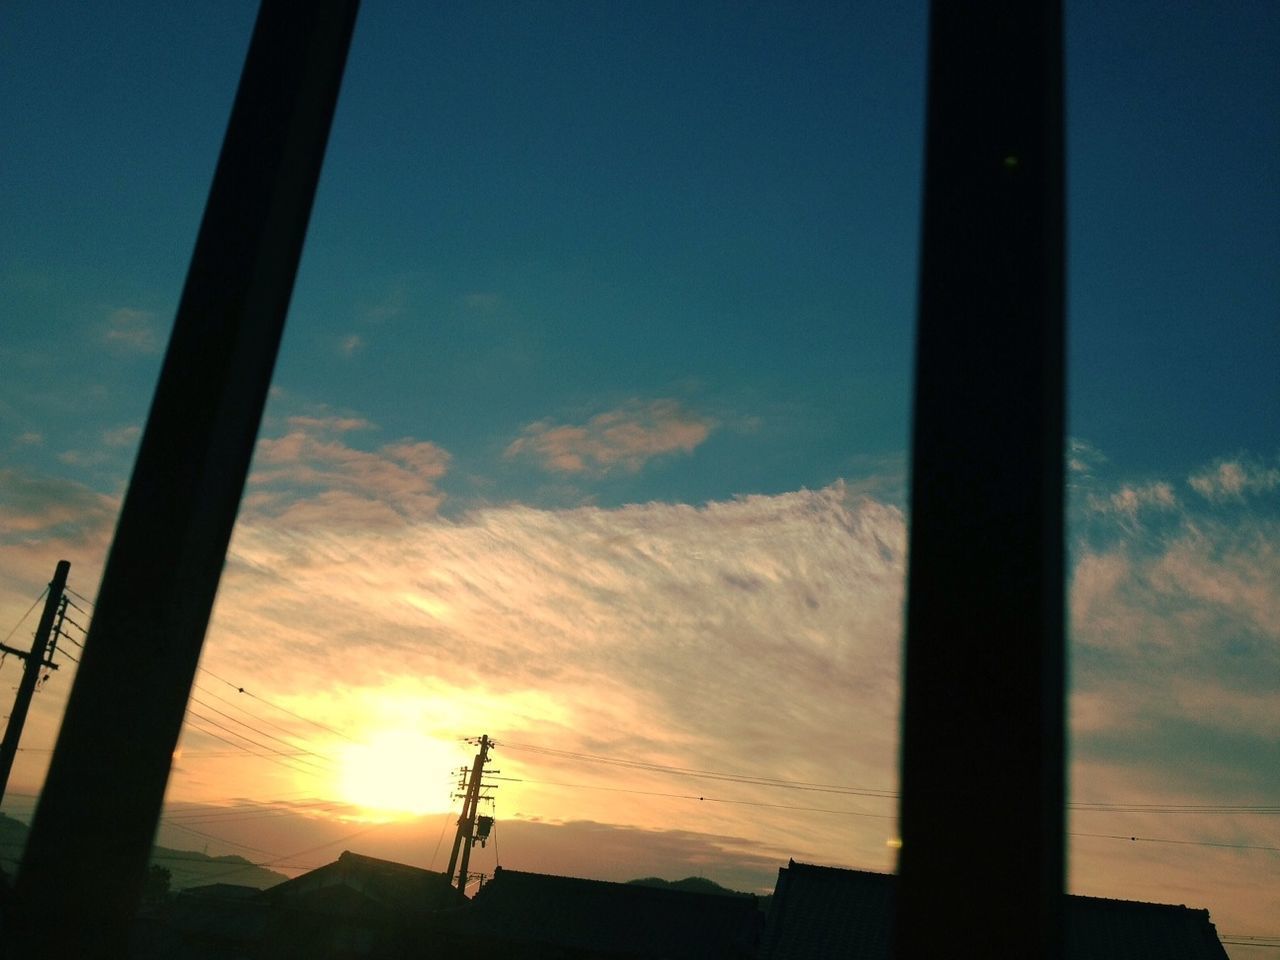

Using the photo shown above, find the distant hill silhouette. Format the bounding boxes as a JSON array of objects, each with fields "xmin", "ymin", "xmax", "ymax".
[
  {"xmin": 627, "ymin": 875, "xmax": 771, "ymax": 913},
  {"xmin": 0, "ymin": 812, "xmax": 287, "ymax": 891}
]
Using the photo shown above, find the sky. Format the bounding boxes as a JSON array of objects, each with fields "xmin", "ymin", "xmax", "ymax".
[{"xmin": 1, "ymin": 1, "xmax": 1277, "ymax": 955}]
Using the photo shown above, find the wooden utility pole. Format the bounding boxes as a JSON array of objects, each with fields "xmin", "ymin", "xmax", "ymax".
[
  {"xmin": 445, "ymin": 734, "xmax": 493, "ymax": 894},
  {"xmin": 0, "ymin": 560, "xmax": 70, "ymax": 806}
]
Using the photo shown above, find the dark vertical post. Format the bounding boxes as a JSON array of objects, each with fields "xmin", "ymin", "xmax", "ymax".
[
  {"xmin": 0, "ymin": 560, "xmax": 70, "ymax": 806},
  {"xmin": 456, "ymin": 735, "xmax": 491, "ymax": 894},
  {"xmin": 894, "ymin": 0, "xmax": 1065, "ymax": 957},
  {"xmin": 9, "ymin": 3, "xmax": 359, "ymax": 956},
  {"xmin": 447, "ymin": 734, "xmax": 490, "ymax": 894}
]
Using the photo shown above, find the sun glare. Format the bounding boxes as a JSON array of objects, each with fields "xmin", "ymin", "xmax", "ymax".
[{"xmin": 336, "ymin": 730, "xmax": 462, "ymax": 819}]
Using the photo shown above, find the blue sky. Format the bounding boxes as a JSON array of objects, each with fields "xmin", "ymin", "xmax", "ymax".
[
  {"xmin": 1, "ymin": 2, "xmax": 1277, "ymax": 953},
  {"xmin": 3, "ymin": 2, "xmax": 1276, "ymax": 504}
]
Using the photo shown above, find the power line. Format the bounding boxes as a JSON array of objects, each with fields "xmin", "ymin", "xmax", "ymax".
[
  {"xmin": 1072, "ymin": 801, "xmax": 1280, "ymax": 815},
  {"xmin": 15, "ymin": 747, "xmax": 320, "ymax": 759},
  {"xmin": 186, "ymin": 708, "xmax": 329, "ymax": 773},
  {"xmin": 182, "ymin": 717, "xmax": 328, "ymax": 781},
  {"xmin": 491, "ymin": 747, "xmax": 1280, "ymax": 855},
  {"xmin": 160, "ymin": 820, "xmax": 279, "ymax": 859},
  {"xmin": 492, "ymin": 762, "xmax": 1278, "ymax": 852},
  {"xmin": 165, "ymin": 799, "xmax": 357, "ymax": 826},
  {"xmin": 499, "ymin": 740, "xmax": 1279, "ymax": 815},
  {"xmin": 492, "ymin": 774, "xmax": 894, "ymax": 820},
  {"xmin": 1, "ymin": 589, "xmax": 47, "ymax": 647},
  {"xmin": 1220, "ymin": 944, "xmax": 1280, "ymax": 951},
  {"xmin": 63, "ymin": 587, "xmax": 95, "ymax": 608},
  {"xmin": 499, "ymin": 740, "xmax": 898, "ymax": 799},
  {"xmin": 1071, "ymin": 832, "xmax": 1280, "ymax": 853},
  {"xmin": 192, "ymin": 681, "xmax": 333, "ymax": 752},
  {"xmin": 178, "ymin": 821, "xmax": 396, "ymax": 887},
  {"xmin": 198, "ymin": 667, "xmax": 359, "ymax": 743},
  {"xmin": 187, "ymin": 695, "xmax": 334, "ymax": 770},
  {"xmin": 60, "ymin": 615, "xmax": 87, "ymax": 637}
]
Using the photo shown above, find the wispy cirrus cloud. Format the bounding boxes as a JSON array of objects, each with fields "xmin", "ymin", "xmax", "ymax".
[
  {"xmin": 102, "ymin": 424, "xmax": 142, "ymax": 448},
  {"xmin": 210, "ymin": 477, "xmax": 908, "ymax": 869},
  {"xmin": 1085, "ymin": 481, "xmax": 1178, "ymax": 520},
  {"xmin": 505, "ymin": 400, "xmax": 715, "ymax": 476},
  {"xmin": 2, "ymin": 437, "xmax": 1276, "ymax": 934},
  {"xmin": 1070, "ymin": 455, "xmax": 1280, "ymax": 813},
  {"xmin": 0, "ymin": 468, "xmax": 116, "ymax": 545},
  {"xmin": 246, "ymin": 414, "xmax": 450, "ymax": 525},
  {"xmin": 1068, "ymin": 437, "xmax": 1108, "ymax": 476},
  {"xmin": 1188, "ymin": 456, "xmax": 1280, "ymax": 502},
  {"xmin": 101, "ymin": 306, "xmax": 161, "ymax": 354}
]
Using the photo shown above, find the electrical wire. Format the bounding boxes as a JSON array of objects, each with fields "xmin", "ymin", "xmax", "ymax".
[
  {"xmin": 61, "ymin": 614, "xmax": 88, "ymax": 636},
  {"xmin": 1071, "ymin": 832, "xmax": 1280, "ymax": 853},
  {"xmin": 428, "ymin": 807, "xmax": 452, "ymax": 871},
  {"xmin": 1, "ymin": 588, "xmax": 47, "ymax": 647},
  {"xmin": 199, "ymin": 666, "xmax": 360, "ymax": 743},
  {"xmin": 161, "ymin": 820, "xmax": 279, "ymax": 858},
  {"xmin": 162, "ymin": 799, "xmax": 355, "ymax": 826},
  {"xmin": 182, "ymin": 718, "xmax": 328, "ymax": 781},
  {"xmin": 1219, "ymin": 945, "xmax": 1280, "ymax": 951},
  {"xmin": 187, "ymin": 695, "xmax": 334, "ymax": 771},
  {"xmin": 192, "ymin": 681, "xmax": 334, "ymax": 753},
  {"xmin": 186, "ymin": 708, "xmax": 328, "ymax": 772},
  {"xmin": 499, "ymin": 740, "xmax": 898, "ymax": 799},
  {"xmin": 499, "ymin": 740, "xmax": 1280, "ymax": 816},
  {"xmin": 493, "ymin": 773, "xmax": 893, "ymax": 819},
  {"xmin": 63, "ymin": 587, "xmax": 95, "ymax": 607}
]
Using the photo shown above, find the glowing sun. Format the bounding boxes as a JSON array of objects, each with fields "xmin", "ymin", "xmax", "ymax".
[{"xmin": 336, "ymin": 730, "xmax": 462, "ymax": 818}]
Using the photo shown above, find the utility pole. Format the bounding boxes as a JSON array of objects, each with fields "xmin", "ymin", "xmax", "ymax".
[
  {"xmin": 0, "ymin": 560, "xmax": 70, "ymax": 806},
  {"xmin": 445, "ymin": 734, "xmax": 497, "ymax": 895}
]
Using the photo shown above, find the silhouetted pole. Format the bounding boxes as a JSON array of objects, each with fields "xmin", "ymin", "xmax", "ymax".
[
  {"xmin": 893, "ymin": 0, "xmax": 1065, "ymax": 958},
  {"xmin": 8, "ymin": 4, "xmax": 359, "ymax": 957},
  {"xmin": 456, "ymin": 747, "xmax": 486, "ymax": 895},
  {"xmin": 0, "ymin": 560, "xmax": 70, "ymax": 806},
  {"xmin": 446, "ymin": 734, "xmax": 491, "ymax": 894}
]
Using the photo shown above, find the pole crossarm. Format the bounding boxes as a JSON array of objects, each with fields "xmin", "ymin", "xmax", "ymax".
[
  {"xmin": 0, "ymin": 643, "xmax": 61, "ymax": 669},
  {"xmin": 0, "ymin": 561, "xmax": 71, "ymax": 809}
]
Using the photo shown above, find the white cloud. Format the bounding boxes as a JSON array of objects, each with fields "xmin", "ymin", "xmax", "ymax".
[
  {"xmin": 2, "ymin": 439, "xmax": 1276, "ymax": 936},
  {"xmin": 200, "ymin": 479, "xmax": 908, "ymax": 865},
  {"xmin": 247, "ymin": 415, "xmax": 450, "ymax": 525},
  {"xmin": 1085, "ymin": 481, "xmax": 1178, "ymax": 519},
  {"xmin": 505, "ymin": 400, "xmax": 715, "ymax": 476},
  {"xmin": 1068, "ymin": 437, "xmax": 1107, "ymax": 476},
  {"xmin": 339, "ymin": 334, "xmax": 364, "ymax": 357},
  {"xmin": 56, "ymin": 448, "xmax": 107, "ymax": 468},
  {"xmin": 102, "ymin": 307, "xmax": 161, "ymax": 353},
  {"xmin": 102, "ymin": 424, "xmax": 142, "ymax": 448},
  {"xmin": 1188, "ymin": 457, "xmax": 1280, "ymax": 502}
]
